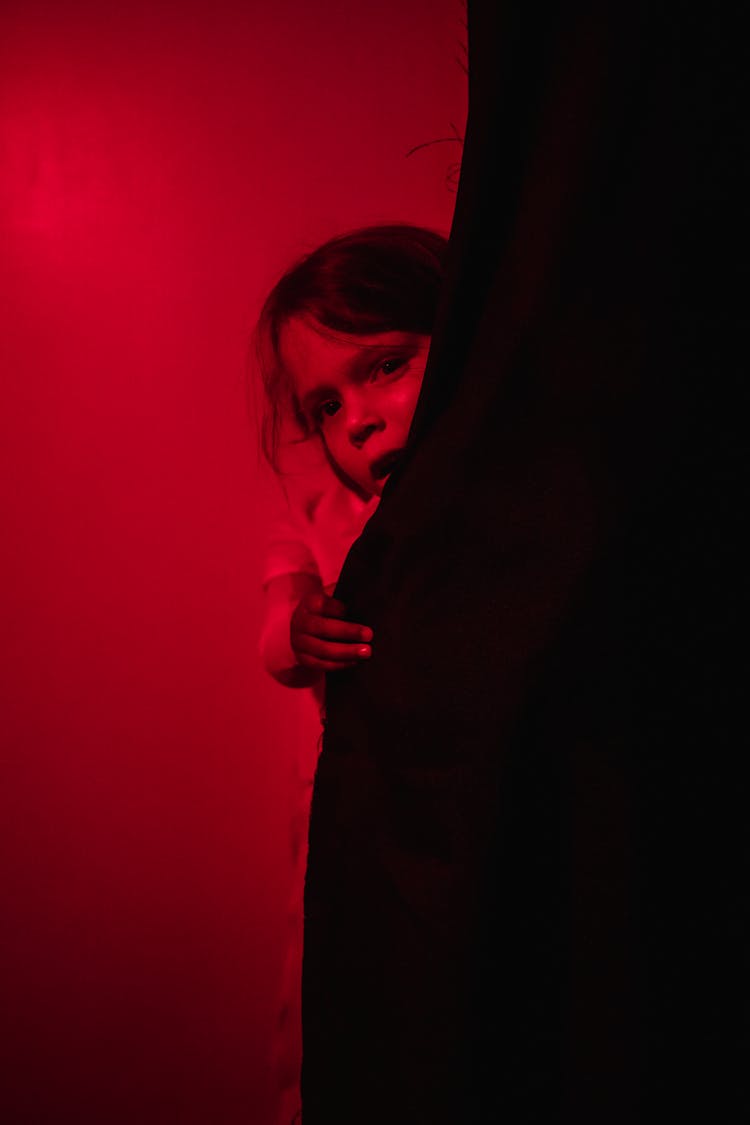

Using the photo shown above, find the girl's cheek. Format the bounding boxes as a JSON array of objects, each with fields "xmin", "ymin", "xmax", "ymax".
[
  {"xmin": 396, "ymin": 381, "xmax": 424, "ymax": 418},
  {"xmin": 323, "ymin": 422, "xmax": 344, "ymax": 454}
]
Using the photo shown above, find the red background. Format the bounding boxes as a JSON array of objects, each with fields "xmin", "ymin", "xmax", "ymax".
[{"xmin": 0, "ymin": 1, "xmax": 464, "ymax": 1121}]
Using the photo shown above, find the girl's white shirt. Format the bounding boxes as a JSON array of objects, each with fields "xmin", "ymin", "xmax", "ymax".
[{"xmin": 259, "ymin": 452, "xmax": 379, "ymax": 683}]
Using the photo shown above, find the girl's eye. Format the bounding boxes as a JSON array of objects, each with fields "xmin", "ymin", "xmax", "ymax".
[
  {"xmin": 316, "ymin": 399, "xmax": 341, "ymax": 423},
  {"xmin": 376, "ymin": 357, "xmax": 407, "ymax": 378}
]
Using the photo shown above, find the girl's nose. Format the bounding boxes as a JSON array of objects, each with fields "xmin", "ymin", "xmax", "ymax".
[{"xmin": 347, "ymin": 409, "xmax": 384, "ymax": 448}]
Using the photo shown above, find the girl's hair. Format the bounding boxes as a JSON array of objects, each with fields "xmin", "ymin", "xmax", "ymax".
[{"xmin": 254, "ymin": 223, "xmax": 448, "ymax": 471}]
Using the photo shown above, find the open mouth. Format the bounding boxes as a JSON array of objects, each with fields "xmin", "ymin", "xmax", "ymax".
[{"xmin": 370, "ymin": 449, "xmax": 404, "ymax": 480}]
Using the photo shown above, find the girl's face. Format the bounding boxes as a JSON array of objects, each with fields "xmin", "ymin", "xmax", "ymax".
[{"xmin": 279, "ymin": 316, "xmax": 430, "ymax": 498}]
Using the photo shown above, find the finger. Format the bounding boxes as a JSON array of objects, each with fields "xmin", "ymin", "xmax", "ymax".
[
  {"xmin": 324, "ymin": 602, "xmax": 374, "ymax": 642},
  {"xmin": 297, "ymin": 651, "xmax": 363, "ymax": 672},
  {"xmin": 295, "ymin": 635, "xmax": 372, "ymax": 663},
  {"xmin": 305, "ymin": 593, "xmax": 347, "ymax": 617},
  {"xmin": 303, "ymin": 615, "xmax": 374, "ymax": 643}
]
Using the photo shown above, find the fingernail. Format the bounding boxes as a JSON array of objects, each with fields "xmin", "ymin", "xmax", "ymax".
[
  {"xmin": 360, "ymin": 628, "xmax": 373, "ymax": 642},
  {"xmin": 357, "ymin": 646, "xmax": 371, "ymax": 658}
]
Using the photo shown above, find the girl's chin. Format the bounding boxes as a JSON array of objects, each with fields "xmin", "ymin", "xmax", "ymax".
[{"xmin": 348, "ymin": 478, "xmax": 380, "ymax": 501}]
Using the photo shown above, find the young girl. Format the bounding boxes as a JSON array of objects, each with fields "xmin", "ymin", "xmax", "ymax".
[{"xmin": 254, "ymin": 223, "xmax": 447, "ymax": 1125}]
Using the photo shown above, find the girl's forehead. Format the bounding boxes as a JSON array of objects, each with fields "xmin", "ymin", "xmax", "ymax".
[
  {"xmin": 279, "ymin": 316, "xmax": 424, "ymax": 388},
  {"xmin": 281, "ymin": 315, "xmax": 418, "ymax": 353}
]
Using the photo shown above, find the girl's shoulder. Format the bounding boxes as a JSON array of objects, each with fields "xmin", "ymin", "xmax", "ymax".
[
  {"xmin": 297, "ymin": 476, "xmax": 378, "ymax": 589},
  {"xmin": 275, "ymin": 440, "xmax": 377, "ymax": 536},
  {"xmin": 266, "ymin": 460, "xmax": 378, "ymax": 589}
]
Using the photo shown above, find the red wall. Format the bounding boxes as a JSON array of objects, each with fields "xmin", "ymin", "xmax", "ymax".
[{"xmin": 0, "ymin": 2, "xmax": 465, "ymax": 1122}]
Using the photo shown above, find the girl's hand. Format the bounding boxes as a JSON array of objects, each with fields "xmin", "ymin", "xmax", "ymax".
[{"xmin": 290, "ymin": 591, "xmax": 373, "ymax": 672}]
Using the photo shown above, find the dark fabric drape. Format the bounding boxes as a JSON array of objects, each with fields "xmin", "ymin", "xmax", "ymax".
[{"xmin": 302, "ymin": 5, "xmax": 745, "ymax": 1122}]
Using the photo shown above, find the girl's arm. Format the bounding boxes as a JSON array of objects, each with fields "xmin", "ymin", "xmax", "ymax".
[
  {"xmin": 260, "ymin": 571, "xmax": 373, "ymax": 689},
  {"xmin": 261, "ymin": 572, "xmax": 326, "ymax": 688}
]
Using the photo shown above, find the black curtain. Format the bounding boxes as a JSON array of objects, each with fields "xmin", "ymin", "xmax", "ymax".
[{"xmin": 302, "ymin": 5, "xmax": 745, "ymax": 1122}]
